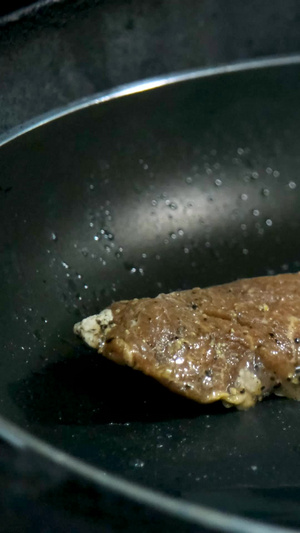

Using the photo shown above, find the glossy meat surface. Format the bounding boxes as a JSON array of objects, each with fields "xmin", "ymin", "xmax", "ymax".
[{"xmin": 74, "ymin": 273, "xmax": 300, "ymax": 408}]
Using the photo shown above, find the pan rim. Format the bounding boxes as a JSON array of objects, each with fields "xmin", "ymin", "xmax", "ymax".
[
  {"xmin": 1, "ymin": 52, "xmax": 300, "ymax": 148},
  {"xmin": 1, "ymin": 54, "xmax": 300, "ymax": 533},
  {"xmin": 0, "ymin": 414, "xmax": 294, "ymax": 533}
]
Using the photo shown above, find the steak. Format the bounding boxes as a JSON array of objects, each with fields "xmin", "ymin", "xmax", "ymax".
[{"xmin": 74, "ymin": 273, "xmax": 300, "ymax": 409}]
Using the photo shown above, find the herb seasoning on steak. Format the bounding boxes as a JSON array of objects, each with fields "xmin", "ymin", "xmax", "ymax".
[{"xmin": 74, "ymin": 273, "xmax": 300, "ymax": 409}]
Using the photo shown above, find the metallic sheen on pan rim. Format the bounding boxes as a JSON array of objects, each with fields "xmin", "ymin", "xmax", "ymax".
[{"xmin": 1, "ymin": 55, "xmax": 299, "ymax": 533}]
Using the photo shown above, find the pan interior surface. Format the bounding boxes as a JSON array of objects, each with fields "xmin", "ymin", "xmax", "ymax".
[{"xmin": 1, "ymin": 62, "xmax": 300, "ymax": 529}]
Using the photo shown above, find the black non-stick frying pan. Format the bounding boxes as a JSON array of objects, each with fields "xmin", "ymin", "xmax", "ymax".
[{"xmin": 2, "ymin": 56, "xmax": 300, "ymax": 532}]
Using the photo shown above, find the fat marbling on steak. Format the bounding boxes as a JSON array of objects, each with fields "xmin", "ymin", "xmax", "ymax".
[{"xmin": 74, "ymin": 273, "xmax": 300, "ymax": 409}]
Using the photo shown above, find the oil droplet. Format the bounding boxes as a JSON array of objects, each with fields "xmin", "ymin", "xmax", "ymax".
[
  {"xmin": 89, "ymin": 184, "xmax": 95, "ymax": 190},
  {"xmin": 252, "ymin": 209, "xmax": 260, "ymax": 216},
  {"xmin": 241, "ymin": 193, "xmax": 248, "ymax": 201},
  {"xmin": 289, "ymin": 181, "xmax": 297, "ymax": 189},
  {"xmin": 151, "ymin": 199, "xmax": 157, "ymax": 206},
  {"xmin": 215, "ymin": 179, "xmax": 222, "ymax": 187},
  {"xmin": 251, "ymin": 172, "xmax": 259, "ymax": 180},
  {"xmin": 51, "ymin": 232, "xmax": 57, "ymax": 241},
  {"xmin": 273, "ymin": 170, "xmax": 280, "ymax": 178},
  {"xmin": 94, "ymin": 235, "xmax": 99, "ymax": 241},
  {"xmin": 115, "ymin": 247, "xmax": 123, "ymax": 259},
  {"xmin": 133, "ymin": 459, "xmax": 145, "ymax": 468},
  {"xmin": 186, "ymin": 176, "xmax": 193, "ymax": 184},
  {"xmin": 170, "ymin": 233, "xmax": 177, "ymax": 240},
  {"xmin": 241, "ymin": 223, "xmax": 247, "ymax": 230},
  {"xmin": 178, "ymin": 229, "xmax": 184, "ymax": 236},
  {"xmin": 262, "ymin": 188, "xmax": 270, "ymax": 197},
  {"xmin": 242, "ymin": 248, "xmax": 249, "ymax": 255},
  {"xmin": 266, "ymin": 167, "xmax": 273, "ymax": 175},
  {"xmin": 266, "ymin": 219, "xmax": 272, "ymax": 226},
  {"xmin": 184, "ymin": 247, "xmax": 190, "ymax": 254},
  {"xmin": 251, "ymin": 465, "xmax": 258, "ymax": 471}
]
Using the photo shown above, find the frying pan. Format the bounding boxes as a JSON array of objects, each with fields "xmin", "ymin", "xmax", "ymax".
[{"xmin": 1, "ymin": 56, "xmax": 300, "ymax": 532}]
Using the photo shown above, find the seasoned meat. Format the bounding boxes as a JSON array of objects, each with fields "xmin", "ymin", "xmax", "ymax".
[{"xmin": 74, "ymin": 273, "xmax": 300, "ymax": 409}]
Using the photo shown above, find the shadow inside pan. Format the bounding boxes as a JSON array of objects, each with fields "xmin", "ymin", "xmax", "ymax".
[
  {"xmin": 2, "ymin": 61, "xmax": 300, "ymax": 529},
  {"xmin": 9, "ymin": 345, "xmax": 227, "ymax": 426}
]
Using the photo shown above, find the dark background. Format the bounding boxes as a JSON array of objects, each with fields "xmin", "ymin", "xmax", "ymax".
[
  {"xmin": 2, "ymin": 0, "xmax": 300, "ymax": 135},
  {"xmin": 0, "ymin": 0, "xmax": 35, "ymax": 16},
  {"xmin": 1, "ymin": 2, "xmax": 300, "ymax": 532}
]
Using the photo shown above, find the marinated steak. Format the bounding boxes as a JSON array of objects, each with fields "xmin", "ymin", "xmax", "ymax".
[{"xmin": 74, "ymin": 273, "xmax": 300, "ymax": 409}]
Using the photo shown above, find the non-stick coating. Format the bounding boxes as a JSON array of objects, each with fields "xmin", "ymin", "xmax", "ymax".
[{"xmin": 1, "ymin": 62, "xmax": 300, "ymax": 530}]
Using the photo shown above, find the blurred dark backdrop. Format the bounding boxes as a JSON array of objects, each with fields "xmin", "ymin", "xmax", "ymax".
[
  {"xmin": 0, "ymin": 0, "xmax": 35, "ymax": 16},
  {"xmin": 1, "ymin": 0, "xmax": 300, "ymax": 134}
]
